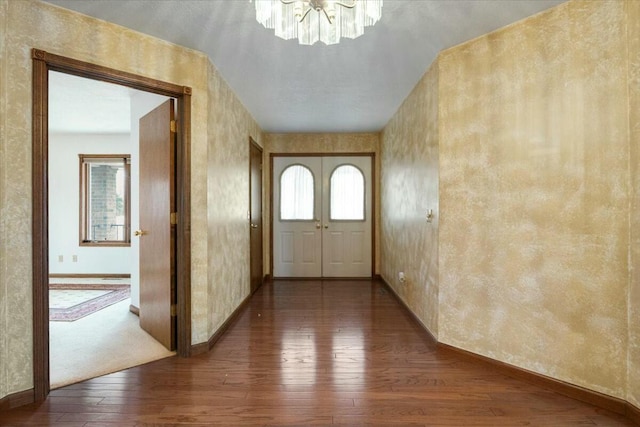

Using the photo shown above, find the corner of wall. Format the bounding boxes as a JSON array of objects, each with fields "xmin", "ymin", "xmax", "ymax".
[
  {"xmin": 0, "ymin": 0, "xmax": 8, "ymax": 402},
  {"xmin": 1, "ymin": 0, "xmax": 36, "ymax": 399},
  {"xmin": 379, "ymin": 55, "xmax": 440, "ymax": 339},
  {"xmin": 626, "ymin": 0, "xmax": 640, "ymax": 409},
  {"xmin": 205, "ymin": 53, "xmax": 262, "ymax": 341}
]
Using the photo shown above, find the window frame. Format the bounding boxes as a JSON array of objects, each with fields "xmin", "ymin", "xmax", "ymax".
[
  {"xmin": 79, "ymin": 154, "xmax": 131, "ymax": 246},
  {"xmin": 329, "ymin": 163, "xmax": 366, "ymax": 222}
]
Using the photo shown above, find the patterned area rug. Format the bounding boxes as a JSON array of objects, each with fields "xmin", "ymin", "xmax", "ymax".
[{"xmin": 49, "ymin": 284, "xmax": 131, "ymax": 322}]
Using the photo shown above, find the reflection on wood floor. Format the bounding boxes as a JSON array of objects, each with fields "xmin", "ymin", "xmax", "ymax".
[{"xmin": 1, "ymin": 280, "xmax": 634, "ymax": 426}]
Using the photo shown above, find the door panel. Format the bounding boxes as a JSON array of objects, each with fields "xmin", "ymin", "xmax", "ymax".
[
  {"xmin": 281, "ymin": 232, "xmax": 294, "ymax": 263},
  {"xmin": 273, "ymin": 157, "xmax": 322, "ymax": 277},
  {"xmin": 273, "ymin": 155, "xmax": 372, "ymax": 278},
  {"xmin": 351, "ymin": 231, "xmax": 365, "ymax": 262},
  {"xmin": 302, "ymin": 232, "xmax": 318, "ymax": 263},
  {"xmin": 321, "ymin": 156, "xmax": 372, "ymax": 277},
  {"xmin": 249, "ymin": 141, "xmax": 263, "ymax": 293},
  {"xmin": 327, "ymin": 232, "xmax": 344, "ymax": 262},
  {"xmin": 138, "ymin": 99, "xmax": 176, "ymax": 351}
]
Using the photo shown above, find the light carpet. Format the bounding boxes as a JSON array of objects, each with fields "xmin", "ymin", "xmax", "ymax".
[{"xmin": 50, "ymin": 297, "xmax": 175, "ymax": 389}]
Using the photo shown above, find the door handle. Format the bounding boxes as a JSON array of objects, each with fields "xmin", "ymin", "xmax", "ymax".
[
  {"xmin": 315, "ymin": 222, "xmax": 321, "ymax": 229},
  {"xmin": 250, "ymin": 223, "xmax": 258, "ymax": 229},
  {"xmin": 324, "ymin": 224, "xmax": 329, "ymax": 229},
  {"xmin": 134, "ymin": 230, "xmax": 147, "ymax": 236}
]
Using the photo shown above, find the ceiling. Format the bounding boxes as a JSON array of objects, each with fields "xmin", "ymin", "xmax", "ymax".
[
  {"xmin": 49, "ymin": 71, "xmax": 133, "ymax": 134},
  {"xmin": 44, "ymin": 0, "xmax": 566, "ymax": 133}
]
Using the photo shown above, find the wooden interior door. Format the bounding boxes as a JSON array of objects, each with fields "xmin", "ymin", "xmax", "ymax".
[
  {"xmin": 249, "ymin": 140, "xmax": 263, "ymax": 293},
  {"xmin": 138, "ymin": 99, "xmax": 176, "ymax": 351}
]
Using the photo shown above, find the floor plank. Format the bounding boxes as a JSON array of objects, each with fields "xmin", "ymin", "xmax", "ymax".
[{"xmin": 0, "ymin": 280, "xmax": 635, "ymax": 426}]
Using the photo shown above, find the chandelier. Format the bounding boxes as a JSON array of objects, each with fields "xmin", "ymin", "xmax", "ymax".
[{"xmin": 254, "ymin": 0, "xmax": 383, "ymax": 46}]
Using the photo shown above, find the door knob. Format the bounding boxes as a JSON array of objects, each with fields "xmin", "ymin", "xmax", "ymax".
[
  {"xmin": 250, "ymin": 223, "xmax": 258, "ymax": 229},
  {"xmin": 134, "ymin": 230, "xmax": 147, "ymax": 236},
  {"xmin": 324, "ymin": 225, "xmax": 329, "ymax": 229},
  {"xmin": 315, "ymin": 222, "xmax": 321, "ymax": 229}
]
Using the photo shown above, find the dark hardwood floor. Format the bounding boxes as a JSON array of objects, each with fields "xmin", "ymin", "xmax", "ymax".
[{"xmin": 0, "ymin": 280, "xmax": 634, "ymax": 426}]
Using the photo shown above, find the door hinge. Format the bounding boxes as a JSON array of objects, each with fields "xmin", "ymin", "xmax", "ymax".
[
  {"xmin": 170, "ymin": 304, "xmax": 177, "ymax": 317},
  {"xmin": 170, "ymin": 120, "xmax": 176, "ymax": 133},
  {"xmin": 170, "ymin": 212, "xmax": 178, "ymax": 225}
]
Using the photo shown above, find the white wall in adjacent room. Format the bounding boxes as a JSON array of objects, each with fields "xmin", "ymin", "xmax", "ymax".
[{"xmin": 49, "ymin": 132, "xmax": 131, "ymax": 275}]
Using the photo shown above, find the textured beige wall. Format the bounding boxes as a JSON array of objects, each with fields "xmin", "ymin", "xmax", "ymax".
[
  {"xmin": 0, "ymin": 0, "xmax": 257, "ymax": 398},
  {"xmin": 628, "ymin": 0, "xmax": 640, "ymax": 409},
  {"xmin": 438, "ymin": 0, "xmax": 630, "ymax": 398},
  {"xmin": 206, "ymin": 62, "xmax": 262, "ymax": 337},
  {"xmin": 380, "ymin": 63, "xmax": 439, "ymax": 337},
  {"xmin": 2, "ymin": 0, "xmax": 637, "ymax": 410},
  {"xmin": 264, "ymin": 133, "xmax": 380, "ymax": 275},
  {"xmin": 0, "ymin": 0, "xmax": 14, "ymax": 401}
]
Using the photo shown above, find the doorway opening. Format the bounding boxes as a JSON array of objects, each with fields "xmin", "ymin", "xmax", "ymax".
[
  {"xmin": 47, "ymin": 71, "xmax": 175, "ymax": 388},
  {"xmin": 32, "ymin": 49, "xmax": 192, "ymax": 401}
]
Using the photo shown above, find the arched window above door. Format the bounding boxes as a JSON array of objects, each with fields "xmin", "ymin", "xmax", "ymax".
[
  {"xmin": 280, "ymin": 164, "xmax": 315, "ymax": 220},
  {"xmin": 330, "ymin": 164, "xmax": 365, "ymax": 220}
]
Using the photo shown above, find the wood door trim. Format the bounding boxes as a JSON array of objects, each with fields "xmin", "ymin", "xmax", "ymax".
[
  {"xmin": 31, "ymin": 49, "xmax": 192, "ymax": 403},
  {"xmin": 269, "ymin": 152, "xmax": 370, "ymax": 158},
  {"xmin": 249, "ymin": 138, "xmax": 264, "ymax": 293},
  {"xmin": 269, "ymin": 153, "xmax": 376, "ymax": 278},
  {"xmin": 31, "ymin": 54, "xmax": 49, "ymax": 401}
]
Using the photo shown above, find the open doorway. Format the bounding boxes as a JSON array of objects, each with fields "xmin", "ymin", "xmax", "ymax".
[
  {"xmin": 47, "ymin": 71, "xmax": 175, "ymax": 388},
  {"xmin": 32, "ymin": 49, "xmax": 192, "ymax": 401}
]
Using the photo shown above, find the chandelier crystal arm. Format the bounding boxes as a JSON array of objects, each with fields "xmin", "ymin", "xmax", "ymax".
[
  {"xmin": 280, "ymin": 0, "xmax": 314, "ymax": 22},
  {"xmin": 279, "ymin": 0, "xmax": 358, "ymax": 8},
  {"xmin": 333, "ymin": 1, "xmax": 358, "ymax": 9},
  {"xmin": 299, "ymin": 6, "xmax": 314, "ymax": 22},
  {"xmin": 322, "ymin": 8, "xmax": 333, "ymax": 23}
]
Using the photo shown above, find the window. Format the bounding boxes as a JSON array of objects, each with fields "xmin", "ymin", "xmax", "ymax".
[
  {"xmin": 280, "ymin": 164, "xmax": 314, "ymax": 220},
  {"xmin": 330, "ymin": 164, "xmax": 365, "ymax": 220},
  {"xmin": 79, "ymin": 154, "xmax": 131, "ymax": 245}
]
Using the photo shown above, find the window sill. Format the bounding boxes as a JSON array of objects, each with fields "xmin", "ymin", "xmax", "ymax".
[{"xmin": 80, "ymin": 241, "xmax": 131, "ymax": 247}]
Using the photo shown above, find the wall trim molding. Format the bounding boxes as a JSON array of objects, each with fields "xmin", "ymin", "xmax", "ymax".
[
  {"xmin": 49, "ymin": 273, "xmax": 131, "ymax": 279},
  {"xmin": 0, "ymin": 389, "xmax": 34, "ymax": 411},
  {"xmin": 379, "ymin": 275, "xmax": 437, "ymax": 343},
  {"xmin": 191, "ymin": 285, "xmax": 258, "ymax": 356},
  {"xmin": 438, "ymin": 342, "xmax": 629, "ymax": 416},
  {"xmin": 377, "ymin": 276, "xmax": 639, "ymax": 425},
  {"xmin": 629, "ymin": 402, "xmax": 640, "ymax": 425},
  {"xmin": 129, "ymin": 304, "xmax": 140, "ymax": 316}
]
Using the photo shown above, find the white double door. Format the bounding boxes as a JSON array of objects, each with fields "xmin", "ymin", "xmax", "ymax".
[{"xmin": 273, "ymin": 156, "xmax": 372, "ymax": 278}]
